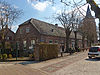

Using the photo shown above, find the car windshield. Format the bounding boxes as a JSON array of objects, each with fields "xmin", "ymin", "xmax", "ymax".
[{"xmin": 90, "ymin": 47, "xmax": 99, "ymax": 50}]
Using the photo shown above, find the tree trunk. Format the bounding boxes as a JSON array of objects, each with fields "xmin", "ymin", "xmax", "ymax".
[
  {"xmin": 65, "ymin": 30, "xmax": 70, "ymax": 53},
  {"xmin": 74, "ymin": 31, "xmax": 77, "ymax": 48},
  {"xmin": 89, "ymin": 41, "xmax": 91, "ymax": 47},
  {"xmin": 87, "ymin": 39, "xmax": 91, "ymax": 47},
  {"xmin": 1, "ymin": 39, "xmax": 5, "ymax": 54},
  {"xmin": 66, "ymin": 36, "xmax": 70, "ymax": 52},
  {"xmin": 82, "ymin": 36, "xmax": 85, "ymax": 48}
]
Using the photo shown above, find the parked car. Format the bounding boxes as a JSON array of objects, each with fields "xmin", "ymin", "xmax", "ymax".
[{"xmin": 88, "ymin": 46, "xmax": 100, "ymax": 58}]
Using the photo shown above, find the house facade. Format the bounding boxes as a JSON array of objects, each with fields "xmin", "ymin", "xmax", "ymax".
[
  {"xmin": 15, "ymin": 18, "xmax": 84, "ymax": 56},
  {"xmin": 0, "ymin": 27, "xmax": 15, "ymax": 54}
]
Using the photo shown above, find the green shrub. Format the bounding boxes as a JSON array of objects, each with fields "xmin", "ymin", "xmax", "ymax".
[
  {"xmin": 9, "ymin": 54, "xmax": 12, "ymax": 58},
  {"xmin": 2, "ymin": 54, "xmax": 7, "ymax": 60},
  {"xmin": 29, "ymin": 54, "xmax": 34, "ymax": 58},
  {"xmin": 0, "ymin": 54, "xmax": 3, "ymax": 59}
]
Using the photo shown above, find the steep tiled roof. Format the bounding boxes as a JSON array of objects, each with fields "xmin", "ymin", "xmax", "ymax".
[
  {"xmin": 30, "ymin": 18, "xmax": 66, "ymax": 37},
  {"xmin": 20, "ymin": 18, "xmax": 82, "ymax": 39},
  {"xmin": 0, "ymin": 28, "xmax": 15, "ymax": 35}
]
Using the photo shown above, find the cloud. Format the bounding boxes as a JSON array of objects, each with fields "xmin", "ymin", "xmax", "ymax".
[
  {"xmin": 27, "ymin": 0, "xmax": 30, "ymax": 3},
  {"xmin": 27, "ymin": 0, "xmax": 51, "ymax": 11},
  {"xmin": 27, "ymin": 0, "xmax": 36, "ymax": 3},
  {"xmin": 32, "ymin": 1, "xmax": 51, "ymax": 11},
  {"xmin": 13, "ymin": 5, "xmax": 19, "ymax": 9},
  {"xmin": 52, "ymin": 7, "xmax": 56, "ymax": 11},
  {"xmin": 56, "ymin": 10, "xmax": 62, "ymax": 14}
]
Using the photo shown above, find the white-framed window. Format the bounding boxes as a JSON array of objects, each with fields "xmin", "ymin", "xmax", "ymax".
[
  {"xmin": 23, "ymin": 40, "xmax": 26, "ymax": 47},
  {"xmin": 31, "ymin": 40, "xmax": 35, "ymax": 45},
  {"xmin": 61, "ymin": 40, "xmax": 64, "ymax": 44},
  {"xmin": 26, "ymin": 27, "xmax": 30, "ymax": 33},
  {"xmin": 72, "ymin": 41, "xmax": 75, "ymax": 48},
  {"xmin": 49, "ymin": 40, "xmax": 53, "ymax": 44},
  {"xmin": 30, "ymin": 40, "xmax": 35, "ymax": 50}
]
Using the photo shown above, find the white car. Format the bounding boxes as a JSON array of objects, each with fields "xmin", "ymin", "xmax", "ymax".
[{"xmin": 88, "ymin": 46, "xmax": 100, "ymax": 58}]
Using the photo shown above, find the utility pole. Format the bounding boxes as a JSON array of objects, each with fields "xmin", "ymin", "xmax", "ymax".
[{"xmin": 99, "ymin": 20, "xmax": 100, "ymax": 42}]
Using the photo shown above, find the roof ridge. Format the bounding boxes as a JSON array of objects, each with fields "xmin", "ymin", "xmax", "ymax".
[{"xmin": 30, "ymin": 18, "xmax": 41, "ymax": 33}]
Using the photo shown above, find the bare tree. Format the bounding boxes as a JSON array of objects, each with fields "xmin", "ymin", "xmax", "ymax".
[
  {"xmin": 0, "ymin": 1, "xmax": 23, "ymax": 54},
  {"xmin": 79, "ymin": 17, "xmax": 97, "ymax": 47},
  {"xmin": 56, "ymin": 10, "xmax": 80, "ymax": 52},
  {"xmin": 0, "ymin": 1, "xmax": 22, "ymax": 29}
]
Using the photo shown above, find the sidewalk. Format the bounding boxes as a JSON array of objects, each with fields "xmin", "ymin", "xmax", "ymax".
[{"xmin": 27, "ymin": 51, "xmax": 88, "ymax": 74}]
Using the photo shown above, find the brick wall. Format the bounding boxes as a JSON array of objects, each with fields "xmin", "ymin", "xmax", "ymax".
[{"xmin": 0, "ymin": 28, "xmax": 15, "ymax": 49}]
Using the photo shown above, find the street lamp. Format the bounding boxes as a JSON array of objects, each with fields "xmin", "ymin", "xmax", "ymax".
[{"xmin": 99, "ymin": 21, "xmax": 100, "ymax": 43}]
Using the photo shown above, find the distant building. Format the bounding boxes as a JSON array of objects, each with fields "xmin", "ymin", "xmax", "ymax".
[{"xmin": 81, "ymin": 5, "xmax": 97, "ymax": 47}]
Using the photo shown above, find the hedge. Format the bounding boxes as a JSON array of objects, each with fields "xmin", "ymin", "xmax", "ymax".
[{"xmin": 34, "ymin": 43, "xmax": 58, "ymax": 61}]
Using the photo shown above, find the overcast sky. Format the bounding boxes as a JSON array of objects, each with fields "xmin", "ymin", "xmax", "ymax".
[{"xmin": 5, "ymin": 0, "xmax": 100, "ymax": 32}]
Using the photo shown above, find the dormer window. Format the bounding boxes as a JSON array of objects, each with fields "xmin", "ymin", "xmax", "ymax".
[
  {"xmin": 26, "ymin": 27, "xmax": 30, "ymax": 33},
  {"xmin": 51, "ymin": 29, "xmax": 54, "ymax": 32}
]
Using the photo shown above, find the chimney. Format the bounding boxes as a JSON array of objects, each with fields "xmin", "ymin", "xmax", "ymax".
[{"xmin": 55, "ymin": 24, "xmax": 58, "ymax": 27}]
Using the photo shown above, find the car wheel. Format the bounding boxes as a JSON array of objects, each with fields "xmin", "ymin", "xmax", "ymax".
[{"xmin": 88, "ymin": 56, "xmax": 92, "ymax": 59}]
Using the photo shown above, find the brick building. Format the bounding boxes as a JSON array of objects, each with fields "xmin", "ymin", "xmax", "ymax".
[
  {"xmin": 82, "ymin": 5, "xmax": 97, "ymax": 47},
  {"xmin": 0, "ymin": 5, "xmax": 97, "ymax": 56},
  {"xmin": 0, "ymin": 27, "xmax": 15, "ymax": 54},
  {"xmin": 15, "ymin": 18, "xmax": 83, "ymax": 56}
]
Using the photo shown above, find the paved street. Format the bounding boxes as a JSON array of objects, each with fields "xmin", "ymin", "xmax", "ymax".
[
  {"xmin": 1, "ymin": 51, "xmax": 100, "ymax": 75},
  {"xmin": 0, "ymin": 64, "xmax": 47, "ymax": 75}
]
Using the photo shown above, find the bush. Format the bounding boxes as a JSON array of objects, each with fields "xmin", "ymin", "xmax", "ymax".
[
  {"xmin": 29, "ymin": 54, "xmax": 34, "ymax": 58},
  {"xmin": 0, "ymin": 54, "xmax": 3, "ymax": 59},
  {"xmin": 9, "ymin": 54, "xmax": 12, "ymax": 58},
  {"xmin": 2, "ymin": 54, "xmax": 7, "ymax": 60}
]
